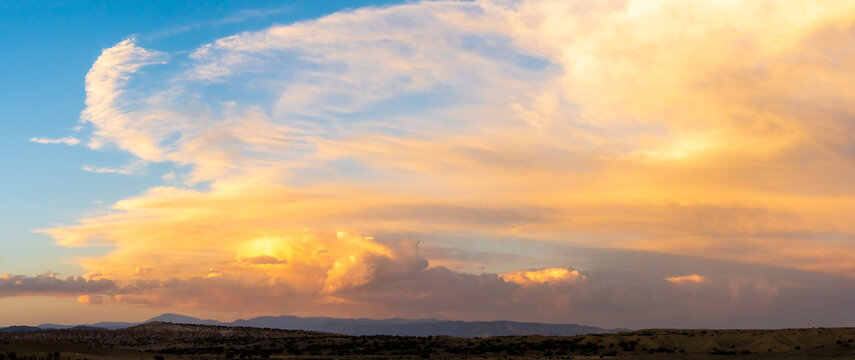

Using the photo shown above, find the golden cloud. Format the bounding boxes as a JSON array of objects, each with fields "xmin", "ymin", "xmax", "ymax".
[
  {"xmin": 77, "ymin": 294, "xmax": 105, "ymax": 305},
  {"xmin": 31, "ymin": 0, "xmax": 855, "ymax": 323},
  {"xmin": 502, "ymin": 267, "xmax": 582, "ymax": 285},
  {"xmin": 665, "ymin": 274, "xmax": 705, "ymax": 284}
]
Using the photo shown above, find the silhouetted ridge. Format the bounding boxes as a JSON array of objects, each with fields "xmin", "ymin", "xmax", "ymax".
[
  {"xmin": 0, "ymin": 325, "xmax": 41, "ymax": 332},
  {"xmin": 26, "ymin": 313, "xmax": 621, "ymax": 337}
]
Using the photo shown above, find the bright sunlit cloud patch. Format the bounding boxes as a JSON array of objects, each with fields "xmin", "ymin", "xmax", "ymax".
[
  {"xmin": 502, "ymin": 267, "xmax": 582, "ymax": 285},
  {"xmin": 665, "ymin": 274, "xmax": 705, "ymax": 284}
]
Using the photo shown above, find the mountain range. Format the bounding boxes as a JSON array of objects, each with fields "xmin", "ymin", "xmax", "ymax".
[{"xmin": 3, "ymin": 313, "xmax": 624, "ymax": 337}]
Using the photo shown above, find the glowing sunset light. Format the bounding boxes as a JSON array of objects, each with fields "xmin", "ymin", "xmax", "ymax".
[
  {"xmin": 3, "ymin": 0, "xmax": 855, "ymax": 329},
  {"xmin": 502, "ymin": 268, "xmax": 582, "ymax": 285},
  {"xmin": 665, "ymin": 274, "xmax": 705, "ymax": 284}
]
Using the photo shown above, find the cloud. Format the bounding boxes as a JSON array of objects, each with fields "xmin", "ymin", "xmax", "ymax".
[
  {"xmin": 81, "ymin": 37, "xmax": 168, "ymax": 160},
  {"xmin": 501, "ymin": 267, "xmax": 582, "ymax": 285},
  {"xmin": 0, "ymin": 272, "xmax": 116, "ymax": 297},
  {"xmin": 238, "ymin": 255, "xmax": 287, "ymax": 265},
  {"xmin": 29, "ymin": 136, "xmax": 80, "ymax": 146},
  {"xmin": 143, "ymin": 6, "xmax": 293, "ymax": 40},
  {"xmin": 30, "ymin": 0, "xmax": 855, "ymax": 327},
  {"xmin": 93, "ymin": 253, "xmax": 855, "ymax": 329},
  {"xmin": 81, "ymin": 160, "xmax": 146, "ymax": 175},
  {"xmin": 9, "ymin": 250, "xmax": 855, "ymax": 328},
  {"xmin": 77, "ymin": 294, "xmax": 105, "ymax": 304},
  {"xmin": 665, "ymin": 274, "xmax": 705, "ymax": 284}
]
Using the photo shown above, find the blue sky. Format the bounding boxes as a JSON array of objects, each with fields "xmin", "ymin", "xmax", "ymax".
[{"xmin": 0, "ymin": 0, "xmax": 406, "ymax": 274}]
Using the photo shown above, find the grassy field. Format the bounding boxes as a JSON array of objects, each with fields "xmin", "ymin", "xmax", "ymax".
[{"xmin": 3, "ymin": 323, "xmax": 855, "ymax": 359}]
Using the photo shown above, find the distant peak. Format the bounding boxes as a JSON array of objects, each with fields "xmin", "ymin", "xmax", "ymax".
[
  {"xmin": 144, "ymin": 313, "xmax": 225, "ymax": 327},
  {"xmin": 146, "ymin": 313, "xmax": 201, "ymax": 322}
]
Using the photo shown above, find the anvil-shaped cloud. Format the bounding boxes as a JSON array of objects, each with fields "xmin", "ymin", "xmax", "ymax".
[{"xmin": 25, "ymin": 0, "xmax": 855, "ymax": 327}]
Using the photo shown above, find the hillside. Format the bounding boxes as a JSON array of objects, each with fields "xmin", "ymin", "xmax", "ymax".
[
  {"xmin": 2, "ymin": 322, "xmax": 855, "ymax": 359},
  {"xmin": 34, "ymin": 313, "xmax": 617, "ymax": 336}
]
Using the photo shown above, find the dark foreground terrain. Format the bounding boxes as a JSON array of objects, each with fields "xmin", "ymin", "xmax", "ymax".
[{"xmin": 2, "ymin": 322, "xmax": 855, "ymax": 359}]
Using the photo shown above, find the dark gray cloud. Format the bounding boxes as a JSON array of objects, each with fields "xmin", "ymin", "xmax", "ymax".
[
  {"xmin": 24, "ymin": 244, "xmax": 853, "ymax": 330},
  {"xmin": 0, "ymin": 272, "xmax": 116, "ymax": 296},
  {"xmin": 9, "ymin": 239, "xmax": 855, "ymax": 330}
]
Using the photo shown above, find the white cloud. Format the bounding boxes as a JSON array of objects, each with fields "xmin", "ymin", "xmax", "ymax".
[
  {"xmin": 81, "ymin": 37, "xmax": 168, "ymax": 160},
  {"xmin": 81, "ymin": 160, "xmax": 146, "ymax": 175},
  {"xmin": 29, "ymin": 136, "xmax": 80, "ymax": 146}
]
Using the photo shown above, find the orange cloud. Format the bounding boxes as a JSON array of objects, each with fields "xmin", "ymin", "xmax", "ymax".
[
  {"xmin": 665, "ymin": 274, "xmax": 705, "ymax": 284},
  {"xmin": 28, "ymin": 0, "xmax": 855, "ymax": 324},
  {"xmin": 238, "ymin": 255, "xmax": 287, "ymax": 265},
  {"xmin": 502, "ymin": 267, "xmax": 582, "ymax": 285},
  {"xmin": 77, "ymin": 294, "xmax": 105, "ymax": 305}
]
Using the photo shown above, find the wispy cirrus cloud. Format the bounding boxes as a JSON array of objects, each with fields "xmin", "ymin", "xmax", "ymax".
[
  {"xmin": 81, "ymin": 160, "xmax": 146, "ymax": 175},
  {"xmin": 143, "ymin": 6, "xmax": 294, "ymax": 41},
  {"xmin": 30, "ymin": 0, "xmax": 855, "ymax": 327},
  {"xmin": 29, "ymin": 136, "xmax": 80, "ymax": 146}
]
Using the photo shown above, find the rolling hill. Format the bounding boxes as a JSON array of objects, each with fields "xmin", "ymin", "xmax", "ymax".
[{"xmin": 34, "ymin": 313, "xmax": 619, "ymax": 336}]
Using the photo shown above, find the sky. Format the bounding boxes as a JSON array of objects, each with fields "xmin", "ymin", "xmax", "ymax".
[{"xmin": 2, "ymin": 0, "xmax": 855, "ymax": 329}]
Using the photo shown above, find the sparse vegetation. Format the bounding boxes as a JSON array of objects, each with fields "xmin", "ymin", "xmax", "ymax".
[{"xmin": 2, "ymin": 322, "xmax": 855, "ymax": 359}]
